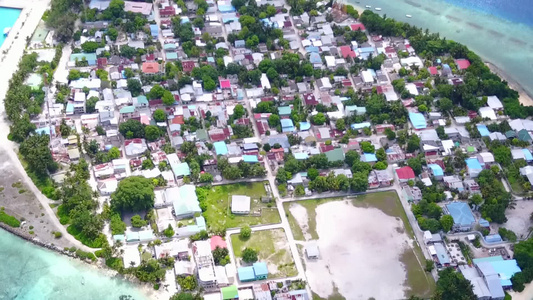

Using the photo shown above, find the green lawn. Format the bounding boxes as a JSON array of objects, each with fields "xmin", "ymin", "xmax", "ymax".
[
  {"xmin": 284, "ymin": 192, "xmax": 435, "ymax": 299},
  {"xmin": 231, "ymin": 229, "xmax": 297, "ymax": 278},
  {"xmin": 202, "ymin": 182, "xmax": 281, "ymax": 230}
]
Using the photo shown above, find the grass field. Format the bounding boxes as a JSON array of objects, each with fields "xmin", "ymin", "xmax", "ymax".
[
  {"xmin": 231, "ymin": 229, "xmax": 297, "ymax": 278},
  {"xmin": 284, "ymin": 191, "xmax": 435, "ymax": 299},
  {"xmin": 202, "ymin": 182, "xmax": 281, "ymax": 230}
]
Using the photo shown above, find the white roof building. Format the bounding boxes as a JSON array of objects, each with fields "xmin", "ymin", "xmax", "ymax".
[
  {"xmin": 361, "ymin": 70, "xmax": 373, "ymax": 83},
  {"xmin": 478, "ymin": 107, "xmax": 497, "ymax": 120},
  {"xmin": 231, "ymin": 195, "xmax": 251, "ymax": 214},
  {"xmin": 260, "ymin": 73, "xmax": 271, "ymax": 90},
  {"xmin": 486, "ymin": 96, "xmax": 503, "ymax": 110}
]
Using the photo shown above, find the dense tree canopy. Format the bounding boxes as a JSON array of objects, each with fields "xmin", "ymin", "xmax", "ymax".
[{"xmin": 111, "ymin": 176, "xmax": 155, "ymax": 212}]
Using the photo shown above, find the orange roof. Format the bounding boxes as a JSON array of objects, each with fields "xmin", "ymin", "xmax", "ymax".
[{"xmin": 142, "ymin": 62, "xmax": 160, "ymax": 74}]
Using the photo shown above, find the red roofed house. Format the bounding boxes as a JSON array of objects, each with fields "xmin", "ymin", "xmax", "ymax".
[
  {"xmin": 303, "ymin": 93, "xmax": 318, "ymax": 106},
  {"xmin": 219, "ymin": 78, "xmax": 231, "ymax": 89},
  {"xmin": 97, "ymin": 57, "xmax": 108, "ymax": 69},
  {"xmin": 395, "ymin": 166, "xmax": 415, "ymax": 183},
  {"xmin": 210, "ymin": 236, "xmax": 227, "ymax": 251},
  {"xmin": 256, "ymin": 119, "xmax": 269, "ymax": 135},
  {"xmin": 342, "ymin": 79, "xmax": 352, "ymax": 87},
  {"xmin": 339, "ymin": 45, "xmax": 356, "ymax": 59},
  {"xmin": 182, "ymin": 60, "xmax": 196, "ymax": 73},
  {"xmin": 428, "ymin": 66, "xmax": 438, "ymax": 75},
  {"xmin": 350, "ymin": 23, "xmax": 366, "ymax": 31},
  {"xmin": 159, "ymin": 6, "xmax": 176, "ymax": 17},
  {"xmin": 455, "ymin": 59, "xmax": 471, "ymax": 70},
  {"xmin": 142, "ymin": 62, "xmax": 162, "ymax": 74}
]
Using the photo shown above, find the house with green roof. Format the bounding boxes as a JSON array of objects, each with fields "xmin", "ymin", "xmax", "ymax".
[
  {"xmin": 278, "ymin": 106, "xmax": 292, "ymax": 116},
  {"xmin": 172, "ymin": 162, "xmax": 191, "ymax": 178},
  {"xmin": 196, "ymin": 129, "xmax": 208, "ymax": 141},
  {"xmin": 134, "ymin": 95, "xmax": 149, "ymax": 107},
  {"xmin": 221, "ymin": 285, "xmax": 238, "ymax": 299},
  {"xmin": 518, "ymin": 129, "xmax": 532, "ymax": 142},
  {"xmin": 325, "ymin": 148, "xmax": 345, "ymax": 162}
]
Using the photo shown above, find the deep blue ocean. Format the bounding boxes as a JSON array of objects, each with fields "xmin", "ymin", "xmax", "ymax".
[{"xmin": 442, "ymin": 0, "xmax": 533, "ymax": 27}]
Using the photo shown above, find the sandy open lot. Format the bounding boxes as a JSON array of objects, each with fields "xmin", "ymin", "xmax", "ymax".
[
  {"xmin": 292, "ymin": 200, "xmax": 417, "ymax": 300},
  {"xmin": 503, "ymin": 200, "xmax": 533, "ymax": 239}
]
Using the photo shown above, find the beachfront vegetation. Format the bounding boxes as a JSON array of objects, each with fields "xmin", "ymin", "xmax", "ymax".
[
  {"xmin": 360, "ymin": 11, "xmax": 533, "ymax": 119},
  {"xmin": 169, "ymin": 292, "xmax": 203, "ymax": 300},
  {"xmin": 0, "ymin": 208, "xmax": 21, "ymax": 227},
  {"xmin": 434, "ymin": 268, "xmax": 476, "ymax": 299}
]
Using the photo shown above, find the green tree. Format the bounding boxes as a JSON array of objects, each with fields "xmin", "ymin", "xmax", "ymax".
[
  {"xmin": 144, "ymin": 125, "xmax": 161, "ymax": 141},
  {"xmin": 268, "ymin": 114, "xmax": 280, "ymax": 127},
  {"xmin": 131, "ymin": 214, "xmax": 147, "ymax": 228},
  {"xmin": 203, "ymin": 76, "xmax": 216, "ymax": 91},
  {"xmin": 126, "ymin": 79, "xmax": 142, "ymax": 96},
  {"xmin": 311, "ymin": 113, "xmax": 326, "ymax": 125},
  {"xmin": 177, "ymin": 275, "xmax": 197, "ymax": 291},
  {"xmin": 242, "ymin": 248, "xmax": 258, "ymax": 263},
  {"xmin": 119, "ymin": 119, "xmax": 145, "ymax": 138},
  {"xmin": 307, "ymin": 168, "xmax": 319, "ymax": 180},
  {"xmin": 407, "ymin": 157, "xmax": 423, "ymax": 175},
  {"xmin": 162, "ymin": 90, "xmax": 175, "ymax": 106},
  {"xmin": 111, "ymin": 176, "xmax": 154, "ymax": 212},
  {"xmin": 433, "ymin": 268, "xmax": 476, "ymax": 300},
  {"xmin": 212, "ymin": 246, "xmax": 230, "ymax": 266},
  {"xmin": 148, "ymin": 84, "xmax": 166, "ymax": 100},
  {"xmin": 384, "ymin": 128, "xmax": 396, "ymax": 140},
  {"xmin": 360, "ymin": 141, "xmax": 375, "ymax": 153},
  {"xmin": 335, "ymin": 119, "xmax": 346, "ymax": 131},
  {"xmin": 164, "ymin": 224, "xmax": 175, "ymax": 238},
  {"xmin": 19, "ymin": 134, "xmax": 57, "ymax": 177},
  {"xmin": 233, "ymin": 104, "xmax": 245, "ymax": 119},
  {"xmin": 198, "ymin": 173, "xmax": 213, "ymax": 183},
  {"xmin": 153, "ymin": 109, "xmax": 166, "ymax": 122},
  {"xmin": 108, "ymin": 147, "xmax": 121, "ymax": 160},
  {"xmin": 240, "ymin": 226, "xmax": 251, "ymax": 240},
  {"xmin": 440, "ymin": 215, "xmax": 454, "ymax": 232},
  {"xmin": 110, "ymin": 214, "xmax": 126, "ymax": 235},
  {"xmin": 86, "ymin": 96, "xmax": 99, "ymax": 113}
]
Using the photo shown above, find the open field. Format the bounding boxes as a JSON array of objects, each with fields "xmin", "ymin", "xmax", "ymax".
[
  {"xmin": 231, "ymin": 229, "xmax": 297, "ymax": 279},
  {"xmin": 285, "ymin": 192, "xmax": 435, "ymax": 300},
  {"xmin": 503, "ymin": 200, "xmax": 533, "ymax": 239},
  {"xmin": 202, "ymin": 182, "xmax": 280, "ymax": 230}
]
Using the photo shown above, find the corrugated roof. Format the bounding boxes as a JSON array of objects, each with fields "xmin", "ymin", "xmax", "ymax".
[{"xmin": 446, "ymin": 202, "xmax": 475, "ymax": 227}]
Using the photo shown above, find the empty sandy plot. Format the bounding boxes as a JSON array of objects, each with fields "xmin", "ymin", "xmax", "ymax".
[
  {"xmin": 289, "ymin": 203, "xmax": 312, "ymax": 240},
  {"xmin": 306, "ymin": 200, "xmax": 412, "ymax": 300},
  {"xmin": 503, "ymin": 200, "xmax": 533, "ymax": 238}
]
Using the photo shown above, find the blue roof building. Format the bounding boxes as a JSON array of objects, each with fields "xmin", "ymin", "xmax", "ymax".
[
  {"xmin": 523, "ymin": 149, "xmax": 533, "ymax": 162},
  {"xmin": 362, "ymin": 153, "xmax": 377, "ymax": 163},
  {"xmin": 238, "ymin": 266, "xmax": 256, "ymax": 282},
  {"xmin": 214, "ymin": 141, "xmax": 228, "ymax": 155},
  {"xmin": 242, "ymin": 155, "xmax": 258, "ymax": 163},
  {"xmin": 150, "ymin": 24, "xmax": 159, "ymax": 37},
  {"xmin": 484, "ymin": 234, "xmax": 503, "ymax": 243},
  {"xmin": 446, "ymin": 202, "xmax": 475, "ymax": 231},
  {"xmin": 166, "ymin": 52, "xmax": 178, "ymax": 60},
  {"xmin": 474, "ymin": 256, "xmax": 522, "ymax": 288},
  {"xmin": 35, "ymin": 126, "xmax": 56, "ymax": 136},
  {"xmin": 173, "ymin": 162, "xmax": 191, "ymax": 177},
  {"xmin": 428, "ymin": 164, "xmax": 444, "ymax": 178},
  {"xmin": 181, "ymin": 17, "xmax": 190, "ymax": 23},
  {"xmin": 309, "ymin": 52, "xmax": 321, "ymax": 64},
  {"xmin": 434, "ymin": 243, "xmax": 451, "ymax": 265},
  {"xmin": 299, "ymin": 122, "xmax": 311, "ymax": 131},
  {"xmin": 70, "ymin": 53, "xmax": 97, "ymax": 66},
  {"xmin": 294, "ymin": 152, "xmax": 309, "ymax": 160},
  {"xmin": 281, "ymin": 118, "xmax": 295, "ymax": 133},
  {"xmin": 253, "ymin": 262, "xmax": 268, "ymax": 279},
  {"xmin": 409, "ymin": 112, "xmax": 427, "ymax": 129},
  {"xmin": 66, "ymin": 103, "xmax": 74, "ymax": 115},
  {"xmin": 465, "ymin": 158, "xmax": 483, "ymax": 177},
  {"xmin": 479, "ymin": 218, "xmax": 490, "ymax": 227},
  {"xmin": 305, "ymin": 46, "xmax": 319, "ymax": 53},
  {"xmin": 476, "ymin": 124, "xmax": 490, "ymax": 137},
  {"xmin": 350, "ymin": 122, "xmax": 371, "ymax": 130},
  {"xmin": 218, "ymin": 4, "xmax": 236, "ymax": 12},
  {"xmin": 235, "ymin": 40, "xmax": 245, "ymax": 48},
  {"xmin": 278, "ymin": 106, "xmax": 292, "ymax": 116}
]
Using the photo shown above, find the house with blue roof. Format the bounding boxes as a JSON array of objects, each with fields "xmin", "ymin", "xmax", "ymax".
[
  {"xmin": 242, "ymin": 155, "xmax": 258, "ymax": 163},
  {"xmin": 294, "ymin": 152, "xmax": 309, "ymax": 160},
  {"xmin": 445, "ymin": 202, "xmax": 475, "ymax": 231},
  {"xmin": 409, "ymin": 112, "xmax": 427, "ymax": 130},
  {"xmin": 361, "ymin": 153, "xmax": 377, "ymax": 163},
  {"xmin": 35, "ymin": 126, "xmax": 56, "ymax": 136},
  {"xmin": 150, "ymin": 24, "xmax": 159, "ymax": 37},
  {"xmin": 278, "ymin": 106, "xmax": 292, "ymax": 116},
  {"xmin": 168, "ymin": 185, "xmax": 201, "ymax": 219},
  {"xmin": 345, "ymin": 105, "xmax": 366, "ymax": 116},
  {"xmin": 214, "ymin": 141, "xmax": 229, "ymax": 156},
  {"xmin": 281, "ymin": 118, "xmax": 295, "ymax": 133},
  {"xmin": 237, "ymin": 262, "xmax": 268, "ymax": 282},
  {"xmin": 350, "ymin": 122, "xmax": 371, "ymax": 130},
  {"xmin": 172, "ymin": 162, "xmax": 191, "ymax": 178},
  {"xmin": 234, "ymin": 40, "xmax": 245, "ymax": 48},
  {"xmin": 428, "ymin": 164, "xmax": 444, "ymax": 180},
  {"xmin": 70, "ymin": 53, "xmax": 97, "ymax": 66},
  {"xmin": 476, "ymin": 124, "xmax": 490, "ymax": 137},
  {"xmin": 465, "ymin": 158, "xmax": 483, "ymax": 178},
  {"xmin": 299, "ymin": 122, "xmax": 311, "ymax": 131},
  {"xmin": 305, "ymin": 46, "xmax": 319, "ymax": 53},
  {"xmin": 309, "ymin": 52, "xmax": 322, "ymax": 67}
]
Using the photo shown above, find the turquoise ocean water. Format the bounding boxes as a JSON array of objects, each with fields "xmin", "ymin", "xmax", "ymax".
[
  {"xmin": 0, "ymin": 229, "xmax": 147, "ymax": 300},
  {"xmin": 0, "ymin": 7, "xmax": 21, "ymax": 46},
  {"xmin": 350, "ymin": 0, "xmax": 533, "ymax": 98}
]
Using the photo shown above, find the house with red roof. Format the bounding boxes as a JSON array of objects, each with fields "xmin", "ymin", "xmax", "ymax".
[
  {"xmin": 395, "ymin": 166, "xmax": 415, "ymax": 183},
  {"xmin": 339, "ymin": 45, "xmax": 356, "ymax": 59},
  {"xmin": 350, "ymin": 23, "xmax": 366, "ymax": 31},
  {"xmin": 159, "ymin": 6, "xmax": 176, "ymax": 17},
  {"xmin": 455, "ymin": 59, "xmax": 471, "ymax": 70},
  {"xmin": 182, "ymin": 60, "xmax": 196, "ymax": 73},
  {"xmin": 210, "ymin": 236, "xmax": 227, "ymax": 251},
  {"xmin": 97, "ymin": 57, "xmax": 108, "ymax": 69},
  {"xmin": 142, "ymin": 62, "xmax": 162, "ymax": 74},
  {"xmin": 219, "ymin": 77, "xmax": 231, "ymax": 89},
  {"xmin": 428, "ymin": 66, "xmax": 438, "ymax": 76},
  {"xmin": 303, "ymin": 93, "xmax": 318, "ymax": 106}
]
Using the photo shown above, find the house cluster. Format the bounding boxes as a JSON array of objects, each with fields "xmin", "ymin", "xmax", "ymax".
[{"xmin": 206, "ymin": 281, "xmax": 309, "ymax": 300}]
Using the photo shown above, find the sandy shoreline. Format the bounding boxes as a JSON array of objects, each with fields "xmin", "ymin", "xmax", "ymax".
[{"xmin": 485, "ymin": 62, "xmax": 533, "ymax": 107}]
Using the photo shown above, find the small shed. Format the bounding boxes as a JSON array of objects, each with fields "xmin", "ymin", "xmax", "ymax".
[{"xmin": 305, "ymin": 242, "xmax": 319, "ymax": 259}]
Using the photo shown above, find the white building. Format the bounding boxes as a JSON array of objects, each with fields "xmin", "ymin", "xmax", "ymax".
[{"xmin": 231, "ymin": 195, "xmax": 251, "ymax": 214}]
